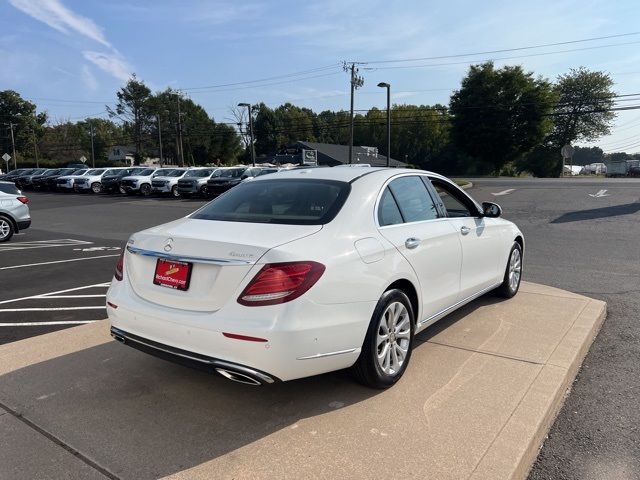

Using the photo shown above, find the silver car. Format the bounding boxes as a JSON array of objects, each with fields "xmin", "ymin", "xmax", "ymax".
[{"xmin": 0, "ymin": 181, "xmax": 31, "ymax": 242}]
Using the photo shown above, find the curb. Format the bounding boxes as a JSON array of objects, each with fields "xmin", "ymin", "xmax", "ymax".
[{"xmin": 470, "ymin": 298, "xmax": 607, "ymax": 480}]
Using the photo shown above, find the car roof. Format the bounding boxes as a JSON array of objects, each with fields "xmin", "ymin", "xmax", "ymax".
[{"xmin": 255, "ymin": 166, "xmax": 442, "ymax": 183}]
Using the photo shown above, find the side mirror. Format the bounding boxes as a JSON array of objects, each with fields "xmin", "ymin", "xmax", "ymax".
[
  {"xmin": 240, "ymin": 174, "xmax": 249, "ymax": 180},
  {"xmin": 482, "ymin": 202, "xmax": 502, "ymax": 218}
]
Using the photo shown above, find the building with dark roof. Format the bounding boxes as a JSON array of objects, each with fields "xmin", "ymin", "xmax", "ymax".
[{"xmin": 267, "ymin": 141, "xmax": 407, "ymax": 168}]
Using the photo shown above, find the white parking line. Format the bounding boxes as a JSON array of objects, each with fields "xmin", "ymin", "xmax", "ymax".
[
  {"xmin": 38, "ymin": 295, "xmax": 106, "ymax": 299},
  {"xmin": 0, "ymin": 306, "xmax": 105, "ymax": 312},
  {"xmin": 0, "ymin": 254, "xmax": 120, "ymax": 271},
  {"xmin": 0, "ymin": 320, "xmax": 99, "ymax": 327},
  {"xmin": 0, "ymin": 282, "xmax": 110, "ymax": 306},
  {"xmin": 491, "ymin": 189, "xmax": 516, "ymax": 196},
  {"xmin": 0, "ymin": 238, "xmax": 92, "ymax": 252}
]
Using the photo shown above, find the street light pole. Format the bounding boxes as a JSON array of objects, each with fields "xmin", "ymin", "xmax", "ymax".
[
  {"xmin": 238, "ymin": 103, "xmax": 255, "ymax": 167},
  {"xmin": 377, "ymin": 82, "xmax": 391, "ymax": 167},
  {"xmin": 156, "ymin": 114, "xmax": 164, "ymax": 166},
  {"xmin": 176, "ymin": 96, "xmax": 184, "ymax": 167},
  {"xmin": 89, "ymin": 122, "xmax": 95, "ymax": 168}
]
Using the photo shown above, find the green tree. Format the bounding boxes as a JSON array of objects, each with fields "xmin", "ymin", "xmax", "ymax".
[
  {"xmin": 0, "ymin": 90, "xmax": 47, "ymax": 166},
  {"xmin": 450, "ymin": 62, "xmax": 556, "ymax": 174},
  {"xmin": 550, "ymin": 68, "xmax": 616, "ymax": 148},
  {"xmin": 571, "ymin": 146, "xmax": 604, "ymax": 166},
  {"xmin": 148, "ymin": 89, "xmax": 241, "ymax": 166},
  {"xmin": 107, "ymin": 75, "xmax": 152, "ymax": 164}
]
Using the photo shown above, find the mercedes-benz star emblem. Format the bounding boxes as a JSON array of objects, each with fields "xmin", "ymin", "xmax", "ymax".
[{"xmin": 163, "ymin": 238, "xmax": 174, "ymax": 252}]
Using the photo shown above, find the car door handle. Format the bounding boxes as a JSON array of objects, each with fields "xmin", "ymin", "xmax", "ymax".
[
  {"xmin": 405, "ymin": 237, "xmax": 421, "ymax": 249},
  {"xmin": 460, "ymin": 226, "xmax": 471, "ymax": 235}
]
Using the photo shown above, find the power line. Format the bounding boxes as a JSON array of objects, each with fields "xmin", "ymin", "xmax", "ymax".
[
  {"xmin": 355, "ymin": 31, "xmax": 640, "ymax": 64},
  {"xmin": 369, "ymin": 40, "xmax": 640, "ymax": 71},
  {"xmin": 182, "ymin": 64, "xmax": 340, "ymax": 91}
]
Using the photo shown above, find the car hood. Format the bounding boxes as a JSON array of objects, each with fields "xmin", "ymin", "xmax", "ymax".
[
  {"xmin": 122, "ymin": 175, "xmax": 152, "ymax": 181},
  {"xmin": 153, "ymin": 176, "xmax": 181, "ymax": 181}
]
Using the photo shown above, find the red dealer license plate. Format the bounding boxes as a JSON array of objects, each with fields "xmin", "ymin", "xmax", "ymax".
[{"xmin": 153, "ymin": 259, "xmax": 192, "ymax": 291}]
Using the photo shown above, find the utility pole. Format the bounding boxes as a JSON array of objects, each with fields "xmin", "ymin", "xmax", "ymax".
[
  {"xmin": 157, "ymin": 114, "xmax": 164, "ymax": 166},
  {"xmin": 31, "ymin": 129, "xmax": 39, "ymax": 168},
  {"xmin": 89, "ymin": 122, "xmax": 95, "ymax": 168},
  {"xmin": 177, "ymin": 96, "xmax": 184, "ymax": 167},
  {"xmin": 377, "ymin": 82, "xmax": 391, "ymax": 167},
  {"xmin": 343, "ymin": 62, "xmax": 364, "ymax": 164},
  {"xmin": 237, "ymin": 103, "xmax": 255, "ymax": 167},
  {"xmin": 9, "ymin": 122, "xmax": 17, "ymax": 170}
]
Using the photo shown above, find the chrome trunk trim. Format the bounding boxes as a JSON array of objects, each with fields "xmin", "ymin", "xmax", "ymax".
[{"xmin": 126, "ymin": 245, "xmax": 256, "ymax": 266}]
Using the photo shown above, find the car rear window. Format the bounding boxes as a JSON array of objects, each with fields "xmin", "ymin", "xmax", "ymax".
[
  {"xmin": 0, "ymin": 183, "xmax": 20, "ymax": 195},
  {"xmin": 185, "ymin": 169, "xmax": 213, "ymax": 178},
  {"xmin": 192, "ymin": 179, "xmax": 350, "ymax": 225},
  {"xmin": 219, "ymin": 168, "xmax": 246, "ymax": 178}
]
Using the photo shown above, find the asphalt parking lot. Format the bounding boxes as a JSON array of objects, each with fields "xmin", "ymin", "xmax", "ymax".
[
  {"xmin": 1, "ymin": 177, "xmax": 639, "ymax": 479},
  {"xmin": 0, "ymin": 192, "xmax": 207, "ymax": 344}
]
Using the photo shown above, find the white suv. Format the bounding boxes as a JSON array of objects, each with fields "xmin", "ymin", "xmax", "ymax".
[
  {"xmin": 120, "ymin": 168, "xmax": 179, "ymax": 196},
  {"xmin": 73, "ymin": 168, "xmax": 109, "ymax": 193},
  {"xmin": 55, "ymin": 168, "xmax": 89, "ymax": 191},
  {"xmin": 0, "ymin": 181, "xmax": 30, "ymax": 242},
  {"xmin": 176, "ymin": 167, "xmax": 226, "ymax": 197},
  {"xmin": 151, "ymin": 168, "xmax": 188, "ymax": 197}
]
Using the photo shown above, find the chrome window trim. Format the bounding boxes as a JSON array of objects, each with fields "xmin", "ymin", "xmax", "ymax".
[{"xmin": 374, "ymin": 172, "xmax": 447, "ymax": 229}]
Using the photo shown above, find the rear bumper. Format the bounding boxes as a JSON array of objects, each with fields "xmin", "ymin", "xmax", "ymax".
[
  {"xmin": 106, "ymin": 279, "xmax": 372, "ymax": 382},
  {"xmin": 17, "ymin": 220, "xmax": 31, "ymax": 231},
  {"xmin": 110, "ymin": 326, "xmax": 279, "ymax": 385}
]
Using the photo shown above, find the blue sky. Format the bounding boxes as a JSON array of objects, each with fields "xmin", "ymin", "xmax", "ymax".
[{"xmin": 2, "ymin": 0, "xmax": 640, "ymax": 151}]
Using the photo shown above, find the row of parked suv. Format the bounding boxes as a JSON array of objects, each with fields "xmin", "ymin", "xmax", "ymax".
[{"xmin": 0, "ymin": 165, "xmax": 281, "ymax": 198}]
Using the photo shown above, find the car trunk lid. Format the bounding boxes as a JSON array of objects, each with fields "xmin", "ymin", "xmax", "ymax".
[{"xmin": 125, "ymin": 218, "xmax": 321, "ymax": 312}]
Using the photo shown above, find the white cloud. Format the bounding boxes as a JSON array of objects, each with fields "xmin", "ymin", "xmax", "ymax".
[
  {"xmin": 81, "ymin": 65, "xmax": 98, "ymax": 91},
  {"xmin": 83, "ymin": 51, "xmax": 132, "ymax": 82},
  {"xmin": 8, "ymin": 0, "xmax": 110, "ymax": 47}
]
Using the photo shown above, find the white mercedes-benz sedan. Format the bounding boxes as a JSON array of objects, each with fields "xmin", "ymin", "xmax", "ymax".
[{"xmin": 107, "ymin": 167, "xmax": 524, "ymax": 388}]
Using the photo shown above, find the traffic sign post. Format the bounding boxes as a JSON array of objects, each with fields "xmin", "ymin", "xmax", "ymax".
[
  {"xmin": 561, "ymin": 144, "xmax": 575, "ymax": 177},
  {"xmin": 2, "ymin": 153, "xmax": 10, "ymax": 173}
]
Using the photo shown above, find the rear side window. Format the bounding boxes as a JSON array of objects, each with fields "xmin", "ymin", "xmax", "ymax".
[
  {"xmin": 192, "ymin": 179, "xmax": 350, "ymax": 225},
  {"xmin": 386, "ymin": 176, "xmax": 439, "ymax": 223},
  {"xmin": 378, "ymin": 188, "xmax": 403, "ymax": 226},
  {"xmin": 0, "ymin": 183, "xmax": 20, "ymax": 195}
]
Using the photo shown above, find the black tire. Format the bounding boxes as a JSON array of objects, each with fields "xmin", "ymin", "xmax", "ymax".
[
  {"xmin": 0, "ymin": 215, "xmax": 15, "ymax": 243},
  {"xmin": 496, "ymin": 242, "xmax": 523, "ymax": 298},
  {"xmin": 91, "ymin": 182, "xmax": 102, "ymax": 194},
  {"xmin": 351, "ymin": 289, "xmax": 415, "ymax": 389},
  {"xmin": 199, "ymin": 185, "xmax": 208, "ymax": 197},
  {"xmin": 119, "ymin": 185, "xmax": 126, "ymax": 194},
  {"xmin": 140, "ymin": 184, "xmax": 152, "ymax": 196},
  {"xmin": 171, "ymin": 185, "xmax": 180, "ymax": 198}
]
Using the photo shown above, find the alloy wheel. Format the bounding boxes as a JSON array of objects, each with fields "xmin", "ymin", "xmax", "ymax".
[
  {"xmin": 0, "ymin": 219, "xmax": 10, "ymax": 240},
  {"xmin": 376, "ymin": 301, "xmax": 411, "ymax": 376},
  {"xmin": 509, "ymin": 248, "xmax": 522, "ymax": 292},
  {"xmin": 91, "ymin": 182, "xmax": 102, "ymax": 194}
]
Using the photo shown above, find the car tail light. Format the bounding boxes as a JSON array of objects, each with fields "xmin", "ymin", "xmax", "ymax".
[
  {"xmin": 237, "ymin": 261, "xmax": 325, "ymax": 306},
  {"xmin": 16, "ymin": 196, "xmax": 29, "ymax": 204},
  {"xmin": 114, "ymin": 251, "xmax": 124, "ymax": 281}
]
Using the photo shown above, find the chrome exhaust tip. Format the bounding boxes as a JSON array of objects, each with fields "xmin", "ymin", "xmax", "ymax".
[
  {"xmin": 215, "ymin": 368, "xmax": 262, "ymax": 386},
  {"xmin": 111, "ymin": 333, "xmax": 126, "ymax": 344}
]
